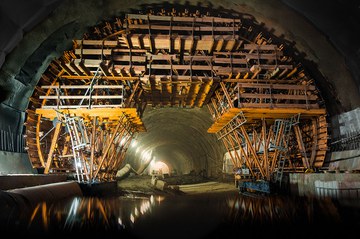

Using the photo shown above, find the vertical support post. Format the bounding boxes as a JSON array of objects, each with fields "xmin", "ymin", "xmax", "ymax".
[
  {"xmin": 125, "ymin": 80, "xmax": 140, "ymax": 107},
  {"xmin": 294, "ymin": 124, "xmax": 310, "ymax": 169},
  {"xmin": 44, "ymin": 121, "xmax": 62, "ymax": 174},
  {"xmin": 262, "ymin": 119, "xmax": 270, "ymax": 180},
  {"xmin": 220, "ymin": 82, "xmax": 234, "ymax": 108},
  {"xmin": 239, "ymin": 126, "xmax": 265, "ymax": 178},
  {"xmin": 310, "ymin": 118, "xmax": 318, "ymax": 167},
  {"xmin": 90, "ymin": 117, "xmax": 97, "ymax": 180},
  {"xmin": 92, "ymin": 117, "xmax": 123, "ymax": 180},
  {"xmin": 220, "ymin": 130, "xmax": 238, "ymax": 168},
  {"xmin": 270, "ymin": 121, "xmax": 284, "ymax": 173}
]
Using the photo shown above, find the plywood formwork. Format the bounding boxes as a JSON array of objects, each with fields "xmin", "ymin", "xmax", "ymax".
[
  {"xmin": 206, "ymin": 64, "xmax": 328, "ymax": 181},
  {"xmin": 24, "ymin": 9, "xmax": 329, "ymax": 182}
]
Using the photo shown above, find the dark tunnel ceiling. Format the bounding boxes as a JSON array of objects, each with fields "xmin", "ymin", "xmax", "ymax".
[{"xmin": 0, "ymin": 0, "xmax": 360, "ymax": 176}]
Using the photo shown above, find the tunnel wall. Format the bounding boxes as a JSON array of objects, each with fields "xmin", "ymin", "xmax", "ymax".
[
  {"xmin": 0, "ymin": 151, "xmax": 36, "ymax": 174},
  {"xmin": 290, "ymin": 173, "xmax": 360, "ymax": 199},
  {"xmin": 324, "ymin": 108, "xmax": 360, "ymax": 169},
  {"xmin": 0, "ymin": 0, "xmax": 62, "ymax": 69},
  {"xmin": 330, "ymin": 107, "xmax": 360, "ymax": 140},
  {"xmin": 329, "ymin": 150, "xmax": 360, "ymax": 172}
]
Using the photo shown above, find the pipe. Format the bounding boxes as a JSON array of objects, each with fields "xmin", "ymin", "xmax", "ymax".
[
  {"xmin": 115, "ymin": 163, "xmax": 137, "ymax": 179},
  {"xmin": 6, "ymin": 181, "xmax": 83, "ymax": 207}
]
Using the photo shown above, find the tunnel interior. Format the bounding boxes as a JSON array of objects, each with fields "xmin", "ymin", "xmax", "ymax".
[
  {"xmin": 1, "ymin": 0, "xmax": 360, "ymax": 237},
  {"xmin": 0, "ymin": 0, "xmax": 360, "ymax": 184},
  {"xmin": 126, "ymin": 107, "xmax": 224, "ymax": 177}
]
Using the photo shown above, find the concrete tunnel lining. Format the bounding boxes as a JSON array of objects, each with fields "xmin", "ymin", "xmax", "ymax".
[
  {"xmin": 125, "ymin": 107, "xmax": 224, "ymax": 176},
  {"xmin": 0, "ymin": 0, "xmax": 360, "ymax": 178}
]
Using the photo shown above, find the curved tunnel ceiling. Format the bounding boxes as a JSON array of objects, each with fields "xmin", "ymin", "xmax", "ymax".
[
  {"xmin": 126, "ymin": 107, "xmax": 223, "ymax": 176},
  {"xmin": 0, "ymin": 0, "xmax": 360, "ymax": 178}
]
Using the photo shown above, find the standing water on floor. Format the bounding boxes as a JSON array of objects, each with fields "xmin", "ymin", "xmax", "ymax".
[{"xmin": 1, "ymin": 191, "xmax": 359, "ymax": 238}]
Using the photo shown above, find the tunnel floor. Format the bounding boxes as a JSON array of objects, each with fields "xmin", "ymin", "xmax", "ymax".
[
  {"xmin": 1, "ymin": 175, "xmax": 360, "ymax": 238},
  {"xmin": 117, "ymin": 174, "xmax": 238, "ymax": 196}
]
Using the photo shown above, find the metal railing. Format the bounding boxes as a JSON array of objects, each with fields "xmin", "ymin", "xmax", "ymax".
[
  {"xmin": 330, "ymin": 131, "xmax": 360, "ymax": 152},
  {"xmin": 0, "ymin": 129, "xmax": 25, "ymax": 153}
]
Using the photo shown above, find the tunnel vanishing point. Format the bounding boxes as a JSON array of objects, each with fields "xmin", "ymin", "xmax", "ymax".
[{"xmin": 1, "ymin": 0, "xmax": 360, "ymax": 192}]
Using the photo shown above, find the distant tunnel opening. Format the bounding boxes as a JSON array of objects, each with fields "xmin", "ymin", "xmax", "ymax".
[{"xmin": 126, "ymin": 107, "xmax": 224, "ymax": 177}]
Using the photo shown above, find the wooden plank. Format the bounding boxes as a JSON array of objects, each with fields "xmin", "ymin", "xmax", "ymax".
[
  {"xmin": 124, "ymin": 24, "xmax": 239, "ymax": 32},
  {"xmin": 126, "ymin": 14, "xmax": 241, "ymax": 23},
  {"xmin": 238, "ymin": 93, "xmax": 318, "ymax": 101},
  {"xmin": 131, "ymin": 35, "xmax": 142, "ymax": 48},
  {"xmin": 140, "ymin": 75, "xmax": 219, "ymax": 81},
  {"xmin": 214, "ymin": 52, "xmax": 283, "ymax": 59},
  {"xmin": 236, "ymin": 83, "xmax": 316, "ymax": 91},
  {"xmin": 293, "ymin": 124, "xmax": 310, "ymax": 168},
  {"xmin": 223, "ymin": 78, "xmax": 298, "ymax": 84},
  {"xmin": 42, "ymin": 85, "xmax": 124, "ymax": 89},
  {"xmin": 76, "ymin": 60, "xmax": 92, "ymax": 76},
  {"xmin": 74, "ymin": 40, "xmax": 118, "ymax": 46},
  {"xmin": 69, "ymin": 61, "xmax": 84, "ymax": 76},
  {"xmin": 40, "ymin": 95, "xmax": 123, "ymax": 99},
  {"xmin": 225, "ymin": 40, "xmax": 236, "ymax": 51},
  {"xmin": 239, "ymin": 102, "xmax": 320, "ymax": 109},
  {"xmin": 183, "ymin": 55, "xmax": 214, "ymax": 61},
  {"xmin": 146, "ymin": 64, "xmax": 289, "ymax": 72},
  {"xmin": 146, "ymin": 54, "xmax": 177, "ymax": 60},
  {"xmin": 60, "ymin": 61, "xmax": 74, "ymax": 75},
  {"xmin": 244, "ymin": 44, "xmax": 278, "ymax": 51},
  {"xmin": 208, "ymin": 109, "xmax": 326, "ymax": 133},
  {"xmin": 112, "ymin": 55, "xmax": 146, "ymax": 62},
  {"xmin": 195, "ymin": 80, "xmax": 212, "ymax": 107},
  {"xmin": 74, "ymin": 59, "xmax": 101, "ymax": 67},
  {"xmin": 36, "ymin": 108, "xmax": 139, "ymax": 119},
  {"xmin": 132, "ymin": 34, "xmax": 240, "ymax": 41},
  {"xmin": 99, "ymin": 62, "xmax": 111, "ymax": 76},
  {"xmin": 73, "ymin": 59, "xmax": 144, "ymax": 71},
  {"xmin": 113, "ymin": 65, "xmax": 146, "ymax": 73},
  {"xmin": 36, "ymin": 105, "xmax": 146, "ymax": 131},
  {"xmin": 41, "ymin": 104, "xmax": 122, "ymax": 109},
  {"xmin": 74, "ymin": 49, "xmax": 112, "ymax": 55},
  {"xmin": 214, "ymin": 58, "xmax": 247, "ymax": 64},
  {"xmin": 60, "ymin": 75, "xmax": 139, "ymax": 81}
]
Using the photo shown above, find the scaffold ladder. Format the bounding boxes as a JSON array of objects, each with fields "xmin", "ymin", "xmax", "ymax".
[
  {"xmin": 217, "ymin": 111, "xmax": 247, "ymax": 140},
  {"xmin": 63, "ymin": 114, "xmax": 90, "ymax": 182},
  {"xmin": 273, "ymin": 114, "xmax": 300, "ymax": 185},
  {"xmin": 275, "ymin": 155, "xmax": 286, "ymax": 187}
]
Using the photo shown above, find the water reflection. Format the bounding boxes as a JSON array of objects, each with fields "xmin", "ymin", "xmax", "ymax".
[
  {"xmin": 25, "ymin": 194, "xmax": 163, "ymax": 235},
  {"xmin": 1, "ymin": 191, "xmax": 359, "ymax": 238},
  {"xmin": 226, "ymin": 193, "xmax": 342, "ymax": 226}
]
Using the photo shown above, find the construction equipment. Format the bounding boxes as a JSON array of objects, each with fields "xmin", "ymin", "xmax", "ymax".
[{"xmin": 23, "ymin": 8, "xmax": 329, "ymax": 185}]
